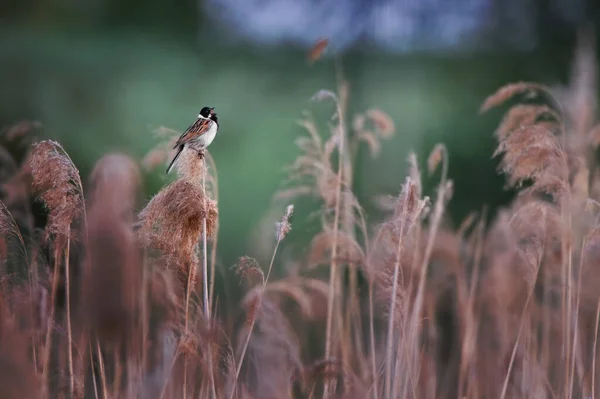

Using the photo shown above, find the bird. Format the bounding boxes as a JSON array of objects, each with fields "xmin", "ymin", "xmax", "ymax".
[{"xmin": 166, "ymin": 106, "xmax": 219, "ymax": 174}]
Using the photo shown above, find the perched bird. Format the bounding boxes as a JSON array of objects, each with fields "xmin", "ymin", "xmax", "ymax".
[{"xmin": 166, "ymin": 106, "xmax": 219, "ymax": 174}]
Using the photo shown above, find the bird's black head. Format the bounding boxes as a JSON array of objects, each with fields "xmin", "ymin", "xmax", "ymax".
[{"xmin": 199, "ymin": 106, "xmax": 218, "ymax": 123}]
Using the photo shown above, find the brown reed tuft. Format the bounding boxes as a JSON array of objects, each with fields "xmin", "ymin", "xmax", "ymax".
[
  {"xmin": 366, "ymin": 108, "xmax": 395, "ymax": 138},
  {"xmin": 137, "ymin": 179, "xmax": 218, "ymax": 286},
  {"xmin": 236, "ymin": 256, "xmax": 265, "ymax": 290},
  {"xmin": 0, "ymin": 201, "xmax": 29, "ymax": 266},
  {"xmin": 83, "ymin": 200, "xmax": 142, "ymax": 346},
  {"xmin": 0, "ymin": 144, "xmax": 34, "ymax": 244},
  {"xmin": 495, "ymin": 104, "xmax": 561, "ymax": 141},
  {"xmin": 493, "ymin": 123, "xmax": 568, "ymax": 200},
  {"xmin": 352, "ymin": 108, "xmax": 396, "ymax": 156},
  {"xmin": 88, "ymin": 153, "xmax": 141, "ymax": 221},
  {"xmin": 480, "ymin": 82, "xmax": 550, "ymax": 113},
  {"xmin": 29, "ymin": 140, "xmax": 84, "ymax": 243}
]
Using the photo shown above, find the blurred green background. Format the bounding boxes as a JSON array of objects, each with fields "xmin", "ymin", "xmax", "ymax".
[{"xmin": 0, "ymin": 0, "xmax": 596, "ymax": 269}]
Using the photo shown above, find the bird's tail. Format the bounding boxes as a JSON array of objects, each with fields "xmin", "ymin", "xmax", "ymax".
[{"xmin": 166, "ymin": 145, "xmax": 184, "ymax": 174}]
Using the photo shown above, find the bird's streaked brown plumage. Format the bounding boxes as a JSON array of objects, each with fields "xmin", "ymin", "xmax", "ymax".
[{"xmin": 166, "ymin": 107, "xmax": 219, "ymax": 174}]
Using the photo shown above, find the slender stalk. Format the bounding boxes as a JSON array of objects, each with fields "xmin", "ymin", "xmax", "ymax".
[
  {"xmin": 202, "ymin": 160, "xmax": 217, "ymax": 399},
  {"xmin": 323, "ymin": 74, "xmax": 347, "ymax": 399},
  {"xmin": 65, "ymin": 232, "xmax": 75, "ymax": 398},
  {"xmin": 183, "ymin": 255, "xmax": 194, "ymax": 398},
  {"xmin": 569, "ymin": 241, "xmax": 585, "ymax": 396},
  {"xmin": 229, "ymin": 236, "xmax": 284, "ymax": 399},
  {"xmin": 96, "ymin": 340, "xmax": 108, "ymax": 399},
  {"xmin": 42, "ymin": 245, "xmax": 62, "ymax": 397},
  {"xmin": 368, "ymin": 281, "xmax": 378, "ymax": 399},
  {"xmin": 457, "ymin": 212, "xmax": 486, "ymax": 399},
  {"xmin": 140, "ymin": 249, "xmax": 149, "ymax": 389},
  {"xmin": 209, "ymin": 223, "xmax": 219, "ymax": 313},
  {"xmin": 500, "ymin": 261, "xmax": 542, "ymax": 399},
  {"xmin": 384, "ymin": 194, "xmax": 410, "ymax": 398},
  {"xmin": 113, "ymin": 346, "xmax": 123, "ymax": 398},
  {"xmin": 90, "ymin": 340, "xmax": 99, "ymax": 399},
  {"xmin": 205, "ymin": 152, "xmax": 220, "ymax": 316},
  {"xmin": 592, "ymin": 300, "xmax": 600, "ymax": 399},
  {"xmin": 402, "ymin": 149, "xmax": 449, "ymax": 399},
  {"xmin": 159, "ymin": 346, "xmax": 181, "ymax": 399},
  {"xmin": 565, "ymin": 225, "xmax": 573, "ymax": 395}
]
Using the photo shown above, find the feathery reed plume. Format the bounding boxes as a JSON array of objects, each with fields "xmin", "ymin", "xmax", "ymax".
[
  {"xmin": 137, "ymin": 179, "xmax": 218, "ymax": 288},
  {"xmin": 30, "ymin": 140, "xmax": 84, "ymax": 397},
  {"xmin": 275, "ymin": 204, "xmax": 294, "ymax": 242},
  {"xmin": 29, "ymin": 140, "xmax": 84, "ymax": 243},
  {"xmin": 0, "ymin": 143, "xmax": 34, "ymax": 247},
  {"xmin": 494, "ymin": 124, "xmax": 568, "ymax": 198},
  {"xmin": 351, "ymin": 108, "xmax": 395, "ymax": 157},
  {"xmin": 0, "ymin": 200, "xmax": 29, "ymax": 267},
  {"xmin": 480, "ymin": 82, "xmax": 554, "ymax": 113},
  {"xmin": 482, "ymin": 80, "xmax": 572, "ymax": 204},
  {"xmin": 495, "ymin": 104, "xmax": 561, "ymax": 142}
]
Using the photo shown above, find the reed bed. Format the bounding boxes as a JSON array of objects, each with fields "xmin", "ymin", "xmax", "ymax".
[{"xmin": 1, "ymin": 37, "xmax": 600, "ymax": 399}]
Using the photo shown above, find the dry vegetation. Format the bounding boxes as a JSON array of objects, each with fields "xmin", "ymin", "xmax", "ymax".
[{"xmin": 2, "ymin": 37, "xmax": 600, "ymax": 399}]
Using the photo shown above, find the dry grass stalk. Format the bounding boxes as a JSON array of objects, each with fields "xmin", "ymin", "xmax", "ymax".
[
  {"xmin": 381, "ymin": 175, "xmax": 429, "ymax": 398},
  {"xmin": 398, "ymin": 144, "xmax": 451, "ymax": 398},
  {"xmin": 493, "ymin": 124, "xmax": 568, "ymax": 200},
  {"xmin": 230, "ymin": 205, "xmax": 293, "ymax": 399}
]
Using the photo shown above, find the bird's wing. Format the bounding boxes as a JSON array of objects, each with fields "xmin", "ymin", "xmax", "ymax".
[{"xmin": 173, "ymin": 118, "xmax": 213, "ymax": 148}]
